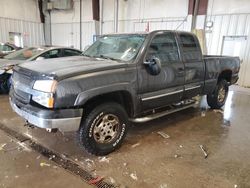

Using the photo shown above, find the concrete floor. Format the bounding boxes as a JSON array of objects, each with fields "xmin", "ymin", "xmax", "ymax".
[
  {"xmin": 0, "ymin": 85, "xmax": 250, "ymax": 187},
  {"xmin": 0, "ymin": 130, "xmax": 91, "ymax": 188}
]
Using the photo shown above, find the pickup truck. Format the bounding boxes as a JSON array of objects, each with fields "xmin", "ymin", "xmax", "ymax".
[{"xmin": 9, "ymin": 30, "xmax": 240, "ymax": 156}]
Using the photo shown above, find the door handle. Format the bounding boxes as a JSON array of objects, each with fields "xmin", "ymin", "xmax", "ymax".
[{"xmin": 178, "ymin": 68, "xmax": 184, "ymax": 71}]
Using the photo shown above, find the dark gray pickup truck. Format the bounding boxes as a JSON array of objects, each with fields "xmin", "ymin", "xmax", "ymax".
[{"xmin": 9, "ymin": 30, "xmax": 240, "ymax": 155}]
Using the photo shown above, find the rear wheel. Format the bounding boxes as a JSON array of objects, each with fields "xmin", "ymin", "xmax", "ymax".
[
  {"xmin": 207, "ymin": 79, "xmax": 228, "ymax": 109},
  {"xmin": 78, "ymin": 102, "xmax": 129, "ymax": 156}
]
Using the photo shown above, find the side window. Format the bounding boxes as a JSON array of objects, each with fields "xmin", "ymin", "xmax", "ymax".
[
  {"xmin": 63, "ymin": 49, "xmax": 82, "ymax": 57},
  {"xmin": 146, "ymin": 33, "xmax": 180, "ymax": 64},
  {"xmin": 179, "ymin": 34, "xmax": 201, "ymax": 62},
  {"xmin": 40, "ymin": 49, "xmax": 60, "ymax": 59},
  {"xmin": 1, "ymin": 45, "xmax": 13, "ymax": 51}
]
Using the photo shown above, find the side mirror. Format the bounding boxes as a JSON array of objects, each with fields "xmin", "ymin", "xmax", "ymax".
[
  {"xmin": 144, "ymin": 57, "xmax": 162, "ymax": 75},
  {"xmin": 36, "ymin": 56, "xmax": 45, "ymax": 61}
]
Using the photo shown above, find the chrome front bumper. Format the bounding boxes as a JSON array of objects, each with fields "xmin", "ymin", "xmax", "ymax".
[{"xmin": 10, "ymin": 99, "xmax": 82, "ymax": 133}]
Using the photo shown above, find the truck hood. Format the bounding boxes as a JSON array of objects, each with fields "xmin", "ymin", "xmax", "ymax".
[
  {"xmin": 19, "ymin": 56, "xmax": 128, "ymax": 79},
  {"xmin": 0, "ymin": 59, "xmax": 25, "ymax": 69}
]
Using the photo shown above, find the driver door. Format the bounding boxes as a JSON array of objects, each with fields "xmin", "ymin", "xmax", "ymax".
[{"xmin": 138, "ymin": 31, "xmax": 185, "ymax": 110}]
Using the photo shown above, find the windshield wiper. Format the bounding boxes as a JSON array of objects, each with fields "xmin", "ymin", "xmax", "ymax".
[
  {"xmin": 82, "ymin": 54, "xmax": 92, "ymax": 57},
  {"xmin": 98, "ymin": 55, "xmax": 117, "ymax": 61}
]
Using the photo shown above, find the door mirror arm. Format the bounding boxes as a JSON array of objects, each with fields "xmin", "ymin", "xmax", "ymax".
[{"xmin": 143, "ymin": 56, "xmax": 162, "ymax": 75}]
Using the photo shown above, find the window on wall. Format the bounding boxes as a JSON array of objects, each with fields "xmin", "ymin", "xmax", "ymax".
[
  {"xmin": 146, "ymin": 32, "xmax": 180, "ymax": 63},
  {"xmin": 9, "ymin": 32, "xmax": 23, "ymax": 48},
  {"xmin": 179, "ymin": 33, "xmax": 202, "ymax": 62}
]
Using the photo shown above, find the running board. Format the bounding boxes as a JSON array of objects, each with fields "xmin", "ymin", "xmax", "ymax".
[{"xmin": 130, "ymin": 101, "xmax": 197, "ymax": 123}]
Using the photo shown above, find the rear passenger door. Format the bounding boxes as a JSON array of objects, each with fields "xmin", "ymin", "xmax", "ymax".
[
  {"xmin": 140, "ymin": 31, "xmax": 185, "ymax": 110},
  {"xmin": 177, "ymin": 33, "xmax": 205, "ymax": 98}
]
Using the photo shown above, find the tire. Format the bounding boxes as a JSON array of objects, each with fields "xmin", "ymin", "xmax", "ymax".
[
  {"xmin": 207, "ymin": 79, "xmax": 229, "ymax": 109},
  {"xmin": 0, "ymin": 73, "xmax": 11, "ymax": 94},
  {"xmin": 78, "ymin": 102, "xmax": 129, "ymax": 156}
]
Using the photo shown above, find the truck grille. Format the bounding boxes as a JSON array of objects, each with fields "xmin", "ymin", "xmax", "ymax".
[
  {"xmin": 13, "ymin": 89, "xmax": 31, "ymax": 104},
  {"xmin": 12, "ymin": 71, "xmax": 33, "ymax": 86},
  {"xmin": 12, "ymin": 71, "xmax": 32, "ymax": 104}
]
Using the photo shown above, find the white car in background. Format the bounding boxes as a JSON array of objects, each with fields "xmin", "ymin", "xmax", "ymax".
[
  {"xmin": 0, "ymin": 42, "xmax": 22, "ymax": 58},
  {"xmin": 0, "ymin": 46, "xmax": 82, "ymax": 93}
]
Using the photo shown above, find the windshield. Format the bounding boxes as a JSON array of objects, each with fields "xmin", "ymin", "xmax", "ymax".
[
  {"xmin": 83, "ymin": 35, "xmax": 146, "ymax": 61},
  {"xmin": 4, "ymin": 47, "xmax": 45, "ymax": 60}
]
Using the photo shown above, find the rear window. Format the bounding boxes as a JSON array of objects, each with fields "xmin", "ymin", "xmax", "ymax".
[{"xmin": 179, "ymin": 34, "xmax": 201, "ymax": 62}]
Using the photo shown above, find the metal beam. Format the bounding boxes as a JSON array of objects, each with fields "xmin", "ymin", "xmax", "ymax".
[
  {"xmin": 114, "ymin": 0, "xmax": 119, "ymax": 33},
  {"xmin": 80, "ymin": 0, "xmax": 82, "ymax": 50}
]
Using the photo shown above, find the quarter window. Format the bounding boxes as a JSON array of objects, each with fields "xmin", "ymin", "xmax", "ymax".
[{"xmin": 179, "ymin": 34, "xmax": 201, "ymax": 61}]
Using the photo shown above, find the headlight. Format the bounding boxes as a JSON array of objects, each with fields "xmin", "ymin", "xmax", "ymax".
[
  {"xmin": 32, "ymin": 93, "xmax": 54, "ymax": 108},
  {"xmin": 32, "ymin": 80, "xmax": 57, "ymax": 108},
  {"xmin": 33, "ymin": 80, "xmax": 57, "ymax": 93}
]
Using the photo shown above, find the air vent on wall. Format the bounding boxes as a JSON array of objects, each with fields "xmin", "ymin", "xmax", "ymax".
[{"xmin": 50, "ymin": 0, "xmax": 73, "ymax": 10}]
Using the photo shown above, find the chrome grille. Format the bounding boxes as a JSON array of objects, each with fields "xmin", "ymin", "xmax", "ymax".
[
  {"xmin": 12, "ymin": 71, "xmax": 32, "ymax": 104},
  {"xmin": 12, "ymin": 71, "xmax": 32, "ymax": 86}
]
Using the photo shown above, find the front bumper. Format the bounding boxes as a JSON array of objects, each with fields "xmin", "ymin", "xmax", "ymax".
[{"xmin": 10, "ymin": 98, "xmax": 83, "ymax": 132}]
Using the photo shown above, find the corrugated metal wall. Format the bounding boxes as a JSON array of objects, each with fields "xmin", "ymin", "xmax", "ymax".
[
  {"xmin": 206, "ymin": 13, "xmax": 250, "ymax": 87},
  {"xmin": 0, "ymin": 16, "xmax": 44, "ymax": 47},
  {"xmin": 102, "ymin": 17, "xmax": 190, "ymax": 34},
  {"xmin": 51, "ymin": 21, "xmax": 95, "ymax": 49}
]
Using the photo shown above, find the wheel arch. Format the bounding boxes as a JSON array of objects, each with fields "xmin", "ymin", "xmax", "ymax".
[
  {"xmin": 75, "ymin": 88, "xmax": 137, "ymax": 118},
  {"xmin": 218, "ymin": 69, "xmax": 232, "ymax": 83}
]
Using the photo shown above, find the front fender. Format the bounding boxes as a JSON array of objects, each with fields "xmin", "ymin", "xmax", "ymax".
[{"xmin": 74, "ymin": 82, "xmax": 136, "ymax": 106}]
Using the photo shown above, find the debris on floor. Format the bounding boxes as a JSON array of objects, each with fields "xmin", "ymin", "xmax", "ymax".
[
  {"xmin": 159, "ymin": 184, "xmax": 168, "ymax": 188},
  {"xmin": 223, "ymin": 119, "xmax": 231, "ymax": 126},
  {"xmin": 109, "ymin": 177, "xmax": 116, "ymax": 184},
  {"xmin": 49, "ymin": 155, "xmax": 56, "ymax": 160},
  {"xmin": 81, "ymin": 159, "xmax": 96, "ymax": 171},
  {"xmin": 0, "ymin": 143, "xmax": 7, "ymax": 151},
  {"xmin": 213, "ymin": 109, "xmax": 224, "ymax": 114},
  {"xmin": 36, "ymin": 155, "xmax": 41, "ymax": 160},
  {"xmin": 174, "ymin": 154, "xmax": 181, "ymax": 158},
  {"xmin": 234, "ymin": 184, "xmax": 238, "ymax": 188},
  {"xmin": 157, "ymin": 131, "xmax": 170, "ymax": 139},
  {"xmin": 60, "ymin": 153, "xmax": 68, "ymax": 159},
  {"xmin": 179, "ymin": 145, "xmax": 183, "ymax": 148},
  {"xmin": 88, "ymin": 176, "xmax": 104, "ymax": 185},
  {"xmin": 26, "ymin": 164, "xmax": 29, "ymax": 168},
  {"xmin": 40, "ymin": 162, "xmax": 51, "ymax": 167},
  {"xmin": 131, "ymin": 143, "xmax": 140, "ymax": 148},
  {"xmin": 201, "ymin": 110, "xmax": 206, "ymax": 117},
  {"xmin": 130, "ymin": 172, "xmax": 138, "ymax": 181},
  {"xmin": 199, "ymin": 145, "xmax": 208, "ymax": 158},
  {"xmin": 99, "ymin": 156, "xmax": 110, "ymax": 163}
]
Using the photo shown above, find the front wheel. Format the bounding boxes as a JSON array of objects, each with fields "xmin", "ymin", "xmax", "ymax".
[
  {"xmin": 207, "ymin": 79, "xmax": 229, "ymax": 109},
  {"xmin": 78, "ymin": 102, "xmax": 129, "ymax": 156}
]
